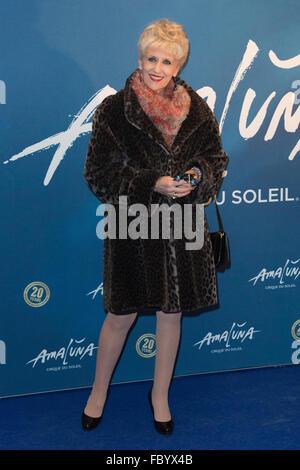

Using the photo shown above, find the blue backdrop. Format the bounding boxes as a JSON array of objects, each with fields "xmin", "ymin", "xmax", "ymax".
[{"xmin": 1, "ymin": 0, "xmax": 300, "ymax": 397}]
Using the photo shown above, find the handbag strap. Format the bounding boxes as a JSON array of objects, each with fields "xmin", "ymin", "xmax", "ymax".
[{"xmin": 213, "ymin": 194, "xmax": 224, "ymax": 233}]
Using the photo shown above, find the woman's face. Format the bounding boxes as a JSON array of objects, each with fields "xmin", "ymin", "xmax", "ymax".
[{"xmin": 138, "ymin": 47, "xmax": 180, "ymax": 95}]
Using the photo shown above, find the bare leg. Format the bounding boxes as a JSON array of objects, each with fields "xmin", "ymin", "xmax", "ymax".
[
  {"xmin": 84, "ymin": 311, "xmax": 137, "ymax": 418},
  {"xmin": 151, "ymin": 310, "xmax": 182, "ymax": 421}
]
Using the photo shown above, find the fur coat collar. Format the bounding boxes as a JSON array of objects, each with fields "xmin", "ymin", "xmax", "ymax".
[{"xmin": 124, "ymin": 68, "xmax": 213, "ymax": 156}]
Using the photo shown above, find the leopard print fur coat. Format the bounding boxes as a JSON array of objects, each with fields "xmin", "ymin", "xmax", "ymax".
[{"xmin": 83, "ymin": 69, "xmax": 229, "ymax": 315}]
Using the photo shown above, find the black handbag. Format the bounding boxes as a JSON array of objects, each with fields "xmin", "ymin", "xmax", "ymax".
[{"xmin": 210, "ymin": 195, "xmax": 231, "ymax": 272}]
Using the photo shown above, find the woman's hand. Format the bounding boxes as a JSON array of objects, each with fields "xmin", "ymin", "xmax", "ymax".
[{"xmin": 154, "ymin": 175, "xmax": 196, "ymax": 198}]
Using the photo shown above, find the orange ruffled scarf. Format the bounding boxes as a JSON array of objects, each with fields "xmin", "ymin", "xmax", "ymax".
[{"xmin": 132, "ymin": 69, "xmax": 191, "ymax": 148}]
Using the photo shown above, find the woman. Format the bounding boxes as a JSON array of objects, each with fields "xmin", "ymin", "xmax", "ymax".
[{"xmin": 82, "ymin": 19, "xmax": 229, "ymax": 434}]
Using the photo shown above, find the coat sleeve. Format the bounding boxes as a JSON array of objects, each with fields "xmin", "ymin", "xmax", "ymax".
[
  {"xmin": 83, "ymin": 103, "xmax": 162, "ymax": 212},
  {"xmin": 180, "ymin": 111, "xmax": 229, "ymax": 205}
]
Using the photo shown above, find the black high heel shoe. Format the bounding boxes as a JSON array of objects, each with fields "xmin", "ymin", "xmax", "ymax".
[
  {"xmin": 81, "ymin": 410, "xmax": 102, "ymax": 431},
  {"xmin": 81, "ymin": 389, "xmax": 109, "ymax": 431},
  {"xmin": 148, "ymin": 386, "xmax": 174, "ymax": 435}
]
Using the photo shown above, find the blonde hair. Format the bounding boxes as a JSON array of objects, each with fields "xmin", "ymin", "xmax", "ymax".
[{"xmin": 138, "ymin": 19, "xmax": 189, "ymax": 69}]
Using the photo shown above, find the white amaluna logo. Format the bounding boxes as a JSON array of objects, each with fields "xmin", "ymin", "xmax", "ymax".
[
  {"xmin": 2, "ymin": 41, "xmax": 300, "ymax": 185},
  {"xmin": 193, "ymin": 321, "xmax": 261, "ymax": 350},
  {"xmin": 26, "ymin": 338, "xmax": 97, "ymax": 368},
  {"xmin": 248, "ymin": 258, "xmax": 300, "ymax": 286}
]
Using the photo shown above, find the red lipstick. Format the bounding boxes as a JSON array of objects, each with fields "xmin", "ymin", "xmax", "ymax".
[{"xmin": 149, "ymin": 74, "xmax": 163, "ymax": 82}]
